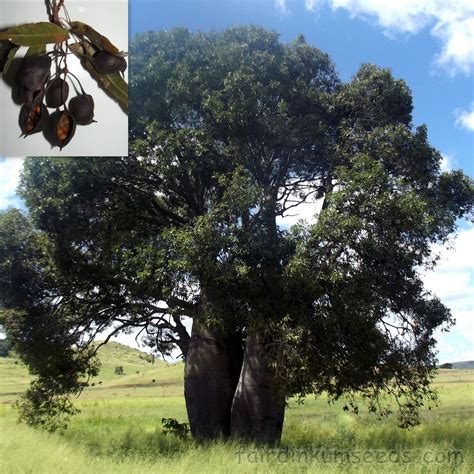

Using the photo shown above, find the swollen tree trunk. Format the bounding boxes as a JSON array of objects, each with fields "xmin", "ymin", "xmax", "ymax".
[
  {"xmin": 184, "ymin": 316, "xmax": 243, "ymax": 441},
  {"xmin": 230, "ymin": 331, "xmax": 286, "ymax": 444}
]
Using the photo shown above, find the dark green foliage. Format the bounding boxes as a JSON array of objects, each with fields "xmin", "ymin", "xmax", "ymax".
[
  {"xmin": 114, "ymin": 366, "xmax": 124, "ymax": 375},
  {"xmin": 139, "ymin": 353, "xmax": 155, "ymax": 364},
  {"xmin": 161, "ymin": 418, "xmax": 190, "ymax": 440},
  {"xmin": 438, "ymin": 363, "xmax": 453, "ymax": 369},
  {"xmin": 0, "ymin": 208, "xmax": 46, "ymax": 309},
  {"xmin": 15, "ymin": 380, "xmax": 79, "ymax": 432},
  {"xmin": 0, "ymin": 208, "xmax": 99, "ymax": 431}
]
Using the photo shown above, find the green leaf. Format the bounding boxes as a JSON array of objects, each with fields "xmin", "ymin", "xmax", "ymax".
[
  {"xmin": 0, "ymin": 22, "xmax": 69, "ymax": 46},
  {"xmin": 69, "ymin": 21, "xmax": 125, "ymax": 56},
  {"xmin": 0, "ymin": 41, "xmax": 19, "ymax": 74},
  {"xmin": 70, "ymin": 42, "xmax": 128, "ymax": 112}
]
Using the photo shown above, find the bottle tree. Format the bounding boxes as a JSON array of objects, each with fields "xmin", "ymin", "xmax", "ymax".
[{"xmin": 1, "ymin": 27, "xmax": 472, "ymax": 443}]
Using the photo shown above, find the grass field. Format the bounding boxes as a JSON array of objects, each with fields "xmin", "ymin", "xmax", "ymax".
[{"xmin": 0, "ymin": 342, "xmax": 473, "ymax": 473}]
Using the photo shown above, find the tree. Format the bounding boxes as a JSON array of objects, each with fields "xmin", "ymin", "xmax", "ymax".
[
  {"xmin": 1, "ymin": 27, "xmax": 473, "ymax": 444},
  {"xmin": 438, "ymin": 363, "xmax": 453, "ymax": 369}
]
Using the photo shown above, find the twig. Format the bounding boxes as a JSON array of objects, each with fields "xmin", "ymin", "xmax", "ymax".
[{"xmin": 51, "ymin": 0, "xmax": 65, "ymax": 26}]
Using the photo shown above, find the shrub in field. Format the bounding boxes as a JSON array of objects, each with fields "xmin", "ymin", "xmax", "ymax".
[{"xmin": 161, "ymin": 418, "xmax": 190, "ymax": 440}]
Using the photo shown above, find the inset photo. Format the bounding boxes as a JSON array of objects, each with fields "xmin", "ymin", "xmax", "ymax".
[{"xmin": 0, "ymin": 0, "xmax": 128, "ymax": 156}]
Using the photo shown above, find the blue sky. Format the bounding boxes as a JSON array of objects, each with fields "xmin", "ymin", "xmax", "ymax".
[{"xmin": 1, "ymin": 0, "xmax": 472, "ymax": 362}]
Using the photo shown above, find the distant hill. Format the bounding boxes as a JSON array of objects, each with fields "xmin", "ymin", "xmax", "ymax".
[
  {"xmin": 450, "ymin": 361, "xmax": 474, "ymax": 369},
  {"xmin": 0, "ymin": 341, "xmax": 184, "ymax": 403},
  {"xmin": 438, "ymin": 360, "xmax": 474, "ymax": 369},
  {"xmin": 92, "ymin": 341, "xmax": 164, "ymax": 367},
  {"xmin": 89, "ymin": 341, "xmax": 181, "ymax": 382}
]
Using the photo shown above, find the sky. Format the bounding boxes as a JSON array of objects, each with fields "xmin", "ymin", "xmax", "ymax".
[{"xmin": 0, "ymin": 0, "xmax": 473, "ymax": 362}]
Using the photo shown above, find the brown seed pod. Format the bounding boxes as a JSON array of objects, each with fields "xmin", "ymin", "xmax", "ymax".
[
  {"xmin": 45, "ymin": 77, "xmax": 70, "ymax": 108},
  {"xmin": 22, "ymin": 85, "xmax": 46, "ymax": 105},
  {"xmin": 17, "ymin": 54, "xmax": 52, "ymax": 91},
  {"xmin": 48, "ymin": 110, "xmax": 76, "ymax": 149},
  {"xmin": 19, "ymin": 103, "xmax": 49, "ymax": 136},
  {"xmin": 90, "ymin": 51, "xmax": 127, "ymax": 74},
  {"xmin": 69, "ymin": 93, "xmax": 95, "ymax": 125}
]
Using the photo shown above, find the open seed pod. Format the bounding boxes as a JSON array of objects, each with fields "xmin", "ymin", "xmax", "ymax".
[
  {"xmin": 17, "ymin": 54, "xmax": 52, "ymax": 91},
  {"xmin": 90, "ymin": 50, "xmax": 127, "ymax": 74},
  {"xmin": 19, "ymin": 103, "xmax": 49, "ymax": 136},
  {"xmin": 69, "ymin": 93, "xmax": 95, "ymax": 125},
  {"xmin": 47, "ymin": 110, "xmax": 76, "ymax": 149},
  {"xmin": 45, "ymin": 77, "xmax": 70, "ymax": 108}
]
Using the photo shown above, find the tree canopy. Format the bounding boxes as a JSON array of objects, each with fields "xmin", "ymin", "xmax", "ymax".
[{"xmin": 0, "ymin": 26, "xmax": 473, "ymax": 441}]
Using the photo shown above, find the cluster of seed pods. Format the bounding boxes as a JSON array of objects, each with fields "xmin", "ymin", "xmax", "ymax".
[{"xmin": 17, "ymin": 52, "xmax": 104, "ymax": 149}]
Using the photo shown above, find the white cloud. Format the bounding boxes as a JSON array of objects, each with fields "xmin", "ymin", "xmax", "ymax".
[
  {"xmin": 429, "ymin": 227, "xmax": 474, "ymax": 274},
  {"xmin": 278, "ymin": 0, "xmax": 474, "ymax": 75},
  {"xmin": 330, "ymin": 0, "xmax": 474, "ymax": 74},
  {"xmin": 275, "ymin": 0, "xmax": 289, "ymax": 15},
  {"xmin": 424, "ymin": 226, "xmax": 474, "ymax": 362},
  {"xmin": 0, "ymin": 157, "xmax": 25, "ymax": 209},
  {"xmin": 305, "ymin": 0, "xmax": 318, "ymax": 10},
  {"xmin": 433, "ymin": 15, "xmax": 474, "ymax": 74},
  {"xmin": 455, "ymin": 103, "xmax": 474, "ymax": 131},
  {"xmin": 330, "ymin": 0, "xmax": 434, "ymax": 33},
  {"xmin": 440, "ymin": 153, "xmax": 455, "ymax": 172}
]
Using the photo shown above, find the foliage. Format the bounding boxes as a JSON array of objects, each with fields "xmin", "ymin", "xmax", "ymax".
[
  {"xmin": 438, "ymin": 363, "xmax": 453, "ymax": 369},
  {"xmin": 161, "ymin": 418, "xmax": 190, "ymax": 440},
  {"xmin": 0, "ymin": 208, "xmax": 99, "ymax": 431}
]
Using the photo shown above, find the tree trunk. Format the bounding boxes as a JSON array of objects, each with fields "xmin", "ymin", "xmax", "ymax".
[
  {"xmin": 184, "ymin": 317, "xmax": 241, "ymax": 441},
  {"xmin": 230, "ymin": 331, "xmax": 286, "ymax": 445}
]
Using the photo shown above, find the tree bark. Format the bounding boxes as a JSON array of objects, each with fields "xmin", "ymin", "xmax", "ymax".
[
  {"xmin": 230, "ymin": 331, "xmax": 286, "ymax": 445},
  {"xmin": 184, "ymin": 315, "xmax": 243, "ymax": 441}
]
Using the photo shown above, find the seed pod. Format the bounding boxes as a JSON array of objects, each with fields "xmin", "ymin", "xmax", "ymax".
[
  {"xmin": 19, "ymin": 103, "xmax": 49, "ymax": 136},
  {"xmin": 69, "ymin": 93, "xmax": 95, "ymax": 125},
  {"xmin": 48, "ymin": 110, "xmax": 76, "ymax": 149},
  {"xmin": 90, "ymin": 51, "xmax": 127, "ymax": 74},
  {"xmin": 22, "ymin": 85, "xmax": 46, "ymax": 106},
  {"xmin": 45, "ymin": 77, "xmax": 69, "ymax": 108},
  {"xmin": 17, "ymin": 54, "xmax": 52, "ymax": 91}
]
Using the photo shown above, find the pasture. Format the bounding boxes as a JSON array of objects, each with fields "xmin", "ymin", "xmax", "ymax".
[{"xmin": 0, "ymin": 342, "xmax": 472, "ymax": 473}]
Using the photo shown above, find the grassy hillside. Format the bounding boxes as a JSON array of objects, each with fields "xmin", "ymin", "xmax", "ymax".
[
  {"xmin": 0, "ymin": 342, "xmax": 184, "ymax": 404},
  {"xmin": 1, "ymin": 343, "xmax": 473, "ymax": 473}
]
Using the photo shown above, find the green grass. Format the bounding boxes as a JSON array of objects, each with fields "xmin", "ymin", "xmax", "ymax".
[{"xmin": 1, "ymin": 343, "xmax": 473, "ymax": 473}]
